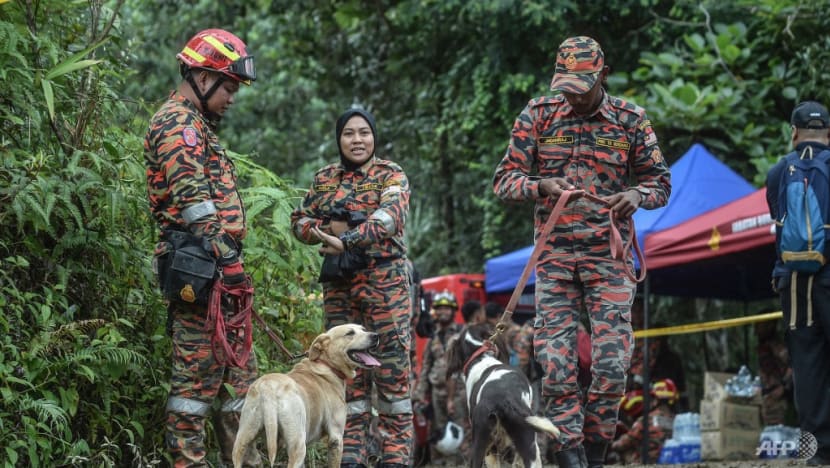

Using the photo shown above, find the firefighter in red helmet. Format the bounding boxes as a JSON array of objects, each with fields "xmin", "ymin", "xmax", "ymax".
[
  {"xmin": 145, "ymin": 28, "xmax": 261, "ymax": 467},
  {"xmin": 612, "ymin": 379, "xmax": 678, "ymax": 464}
]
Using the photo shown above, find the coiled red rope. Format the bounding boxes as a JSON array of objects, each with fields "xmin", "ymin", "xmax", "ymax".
[{"xmin": 206, "ymin": 277, "xmax": 254, "ymax": 368}]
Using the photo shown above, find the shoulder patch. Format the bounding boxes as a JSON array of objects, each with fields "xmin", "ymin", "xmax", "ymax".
[
  {"xmin": 182, "ymin": 127, "xmax": 199, "ymax": 147},
  {"xmin": 643, "ymin": 125, "xmax": 658, "ymax": 147},
  {"xmin": 382, "ymin": 185, "xmax": 402, "ymax": 196},
  {"xmin": 650, "ymin": 147, "xmax": 664, "ymax": 164}
]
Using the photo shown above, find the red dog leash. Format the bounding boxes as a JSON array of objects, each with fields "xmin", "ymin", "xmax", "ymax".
[
  {"xmin": 206, "ymin": 278, "xmax": 254, "ymax": 368},
  {"xmin": 206, "ymin": 277, "xmax": 306, "ymax": 367},
  {"xmin": 493, "ymin": 189, "xmax": 646, "ymax": 339}
]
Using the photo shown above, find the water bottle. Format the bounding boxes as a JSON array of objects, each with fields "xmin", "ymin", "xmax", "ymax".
[
  {"xmin": 758, "ymin": 424, "xmax": 794, "ymax": 459},
  {"xmin": 658, "ymin": 438, "xmax": 680, "ymax": 464},
  {"xmin": 672, "ymin": 413, "xmax": 701, "ymax": 462}
]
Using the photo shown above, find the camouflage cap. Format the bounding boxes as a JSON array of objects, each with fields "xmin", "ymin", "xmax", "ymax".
[{"xmin": 550, "ymin": 36, "xmax": 605, "ymax": 94}]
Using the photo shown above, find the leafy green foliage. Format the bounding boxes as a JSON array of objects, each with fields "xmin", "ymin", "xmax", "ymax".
[
  {"xmin": 123, "ymin": 0, "xmax": 830, "ymax": 275},
  {"xmin": 0, "ymin": 1, "xmax": 323, "ymax": 465},
  {"xmin": 4, "ymin": 0, "xmax": 830, "ymax": 463}
]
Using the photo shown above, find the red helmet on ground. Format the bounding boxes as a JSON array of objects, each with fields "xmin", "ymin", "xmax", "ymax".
[
  {"xmin": 621, "ymin": 389, "xmax": 644, "ymax": 418},
  {"xmin": 651, "ymin": 378, "xmax": 679, "ymax": 405},
  {"xmin": 177, "ymin": 29, "xmax": 256, "ymax": 84}
]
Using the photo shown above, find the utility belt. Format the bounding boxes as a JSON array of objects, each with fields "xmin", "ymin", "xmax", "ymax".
[{"xmin": 154, "ymin": 229, "xmax": 225, "ymax": 307}]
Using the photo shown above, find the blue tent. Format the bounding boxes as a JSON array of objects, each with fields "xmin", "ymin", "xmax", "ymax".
[{"xmin": 485, "ymin": 143, "xmax": 755, "ymax": 294}]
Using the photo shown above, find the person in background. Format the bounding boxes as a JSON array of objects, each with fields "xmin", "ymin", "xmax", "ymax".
[
  {"xmin": 755, "ymin": 316, "xmax": 794, "ymax": 426},
  {"xmin": 144, "ymin": 28, "xmax": 261, "ymax": 467},
  {"xmin": 446, "ymin": 300, "xmax": 485, "ymax": 463},
  {"xmin": 412, "ymin": 291, "xmax": 462, "ymax": 465},
  {"xmin": 291, "ymin": 106, "xmax": 412, "ymax": 468},
  {"xmin": 611, "ymin": 379, "xmax": 677, "ymax": 464},
  {"xmin": 493, "ymin": 35, "xmax": 671, "ymax": 468},
  {"xmin": 628, "ymin": 301, "xmax": 688, "ymax": 412},
  {"xmin": 765, "ymin": 100, "xmax": 830, "ymax": 466}
]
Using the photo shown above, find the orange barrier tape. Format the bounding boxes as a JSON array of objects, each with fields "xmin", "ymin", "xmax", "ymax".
[{"xmin": 633, "ymin": 311, "xmax": 783, "ymax": 338}]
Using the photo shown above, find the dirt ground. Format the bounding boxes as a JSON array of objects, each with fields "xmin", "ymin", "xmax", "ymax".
[
  {"xmin": 419, "ymin": 463, "xmax": 816, "ymax": 467},
  {"xmin": 420, "ymin": 459, "xmax": 821, "ymax": 467}
]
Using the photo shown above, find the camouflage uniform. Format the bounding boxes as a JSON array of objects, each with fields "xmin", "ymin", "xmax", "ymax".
[
  {"xmin": 492, "ymin": 51, "xmax": 671, "ymax": 453},
  {"xmin": 611, "ymin": 404, "xmax": 674, "ymax": 464},
  {"xmin": 513, "ymin": 321, "xmax": 536, "ymax": 380},
  {"xmin": 413, "ymin": 322, "xmax": 463, "ymax": 463},
  {"xmin": 446, "ymin": 330, "xmax": 474, "ymax": 463},
  {"xmin": 291, "ymin": 155, "xmax": 413, "ymax": 467},
  {"xmin": 757, "ymin": 334, "xmax": 792, "ymax": 425},
  {"xmin": 145, "ymin": 93, "xmax": 260, "ymax": 467}
]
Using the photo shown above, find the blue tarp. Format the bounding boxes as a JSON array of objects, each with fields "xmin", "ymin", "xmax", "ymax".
[{"xmin": 485, "ymin": 143, "xmax": 755, "ymax": 294}]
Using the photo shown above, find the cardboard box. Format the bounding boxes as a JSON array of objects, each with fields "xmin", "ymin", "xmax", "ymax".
[
  {"xmin": 700, "ymin": 399, "xmax": 761, "ymax": 431},
  {"xmin": 701, "ymin": 428, "xmax": 762, "ymax": 460},
  {"xmin": 703, "ymin": 371, "xmax": 762, "ymax": 405}
]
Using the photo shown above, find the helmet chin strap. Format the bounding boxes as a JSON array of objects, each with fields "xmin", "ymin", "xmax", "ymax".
[{"xmin": 185, "ymin": 69, "xmax": 227, "ymax": 129}]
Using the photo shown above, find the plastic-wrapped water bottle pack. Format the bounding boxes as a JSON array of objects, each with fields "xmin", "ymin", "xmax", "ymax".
[{"xmin": 658, "ymin": 412, "xmax": 701, "ymax": 464}]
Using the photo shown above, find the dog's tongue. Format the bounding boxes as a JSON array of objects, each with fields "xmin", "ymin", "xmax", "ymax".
[{"xmin": 355, "ymin": 352, "xmax": 381, "ymax": 367}]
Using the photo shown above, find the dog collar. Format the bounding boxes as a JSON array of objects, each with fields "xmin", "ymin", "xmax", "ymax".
[
  {"xmin": 315, "ymin": 358, "xmax": 348, "ymax": 381},
  {"xmin": 462, "ymin": 340, "xmax": 498, "ymax": 376}
]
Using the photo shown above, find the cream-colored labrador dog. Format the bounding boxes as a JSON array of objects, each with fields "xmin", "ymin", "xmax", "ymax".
[{"xmin": 232, "ymin": 324, "xmax": 380, "ymax": 468}]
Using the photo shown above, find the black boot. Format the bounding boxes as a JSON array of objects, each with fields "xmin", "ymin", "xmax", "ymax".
[
  {"xmin": 555, "ymin": 446, "xmax": 587, "ymax": 468},
  {"xmin": 583, "ymin": 441, "xmax": 608, "ymax": 468}
]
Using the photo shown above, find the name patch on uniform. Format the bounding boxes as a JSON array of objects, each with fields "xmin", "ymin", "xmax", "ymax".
[
  {"xmin": 539, "ymin": 136, "xmax": 574, "ymax": 145},
  {"xmin": 182, "ymin": 127, "xmax": 198, "ymax": 147},
  {"xmin": 596, "ymin": 137, "xmax": 631, "ymax": 150},
  {"xmin": 314, "ymin": 184, "xmax": 338, "ymax": 192},
  {"xmin": 356, "ymin": 183, "xmax": 384, "ymax": 192}
]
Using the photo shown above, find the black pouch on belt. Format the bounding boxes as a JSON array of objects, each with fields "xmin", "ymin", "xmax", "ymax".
[
  {"xmin": 159, "ymin": 230, "xmax": 217, "ymax": 306},
  {"xmin": 318, "ymin": 248, "xmax": 368, "ymax": 283}
]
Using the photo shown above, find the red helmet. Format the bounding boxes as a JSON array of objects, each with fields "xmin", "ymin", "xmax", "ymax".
[
  {"xmin": 177, "ymin": 29, "xmax": 256, "ymax": 84},
  {"xmin": 621, "ymin": 389, "xmax": 644, "ymax": 418},
  {"xmin": 651, "ymin": 379, "xmax": 679, "ymax": 404}
]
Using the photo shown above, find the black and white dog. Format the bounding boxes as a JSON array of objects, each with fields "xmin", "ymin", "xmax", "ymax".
[{"xmin": 446, "ymin": 322, "xmax": 559, "ymax": 468}]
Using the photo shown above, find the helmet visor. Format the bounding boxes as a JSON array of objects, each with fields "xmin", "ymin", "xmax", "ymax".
[{"xmin": 229, "ymin": 55, "xmax": 256, "ymax": 83}]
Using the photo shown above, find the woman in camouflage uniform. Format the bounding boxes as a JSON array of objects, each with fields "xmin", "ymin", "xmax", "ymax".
[{"xmin": 291, "ymin": 107, "xmax": 413, "ymax": 468}]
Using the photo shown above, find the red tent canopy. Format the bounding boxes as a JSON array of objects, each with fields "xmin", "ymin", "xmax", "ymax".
[{"xmin": 645, "ymin": 188, "xmax": 775, "ymax": 270}]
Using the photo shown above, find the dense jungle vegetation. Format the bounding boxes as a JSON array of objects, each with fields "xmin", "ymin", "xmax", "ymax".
[{"xmin": 1, "ymin": 0, "xmax": 829, "ymax": 465}]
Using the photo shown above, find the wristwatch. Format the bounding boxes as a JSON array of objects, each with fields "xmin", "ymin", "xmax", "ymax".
[
  {"xmin": 339, "ymin": 230, "xmax": 360, "ymax": 250},
  {"xmin": 631, "ymin": 186, "xmax": 650, "ymax": 205}
]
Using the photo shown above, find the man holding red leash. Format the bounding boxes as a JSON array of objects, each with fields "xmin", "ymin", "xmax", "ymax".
[{"xmin": 493, "ymin": 36, "xmax": 671, "ymax": 468}]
